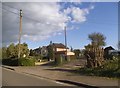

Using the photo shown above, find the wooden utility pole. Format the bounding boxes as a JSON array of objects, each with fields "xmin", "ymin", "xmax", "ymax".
[
  {"xmin": 64, "ymin": 26, "xmax": 67, "ymax": 61},
  {"xmin": 18, "ymin": 9, "xmax": 22, "ymax": 59}
]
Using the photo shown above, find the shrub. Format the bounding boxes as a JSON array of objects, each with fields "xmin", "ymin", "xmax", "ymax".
[
  {"xmin": 54, "ymin": 55, "xmax": 67, "ymax": 66},
  {"xmin": 70, "ymin": 55, "xmax": 76, "ymax": 60},
  {"xmin": 19, "ymin": 57, "xmax": 35, "ymax": 66},
  {"xmin": 78, "ymin": 59, "xmax": 119, "ymax": 78},
  {"xmin": 2, "ymin": 58, "xmax": 19, "ymax": 66},
  {"xmin": 34, "ymin": 55, "xmax": 43, "ymax": 62},
  {"xmin": 54, "ymin": 56, "xmax": 62, "ymax": 66}
]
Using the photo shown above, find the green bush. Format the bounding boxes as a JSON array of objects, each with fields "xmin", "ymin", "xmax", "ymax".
[
  {"xmin": 54, "ymin": 55, "xmax": 67, "ymax": 66},
  {"xmin": 2, "ymin": 58, "xmax": 19, "ymax": 66},
  {"xmin": 78, "ymin": 59, "xmax": 119, "ymax": 78},
  {"xmin": 70, "ymin": 55, "xmax": 76, "ymax": 60},
  {"xmin": 19, "ymin": 57, "xmax": 35, "ymax": 66},
  {"xmin": 54, "ymin": 56, "xmax": 62, "ymax": 66},
  {"xmin": 102, "ymin": 59, "xmax": 118, "ymax": 70},
  {"xmin": 34, "ymin": 55, "xmax": 43, "ymax": 62}
]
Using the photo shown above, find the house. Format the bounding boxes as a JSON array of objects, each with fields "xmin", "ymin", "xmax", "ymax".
[
  {"xmin": 41, "ymin": 46, "xmax": 48, "ymax": 57},
  {"xmin": 104, "ymin": 46, "xmax": 115, "ymax": 59},
  {"xmin": 49, "ymin": 43, "xmax": 75, "ymax": 55},
  {"xmin": 109, "ymin": 50, "xmax": 120, "ymax": 56},
  {"xmin": 47, "ymin": 43, "xmax": 75, "ymax": 61},
  {"xmin": 30, "ymin": 47, "xmax": 41, "ymax": 56},
  {"xmin": 30, "ymin": 42, "xmax": 75, "ymax": 61}
]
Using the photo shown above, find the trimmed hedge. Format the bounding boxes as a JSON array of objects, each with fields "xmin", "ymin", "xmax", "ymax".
[
  {"xmin": 2, "ymin": 57, "xmax": 35, "ymax": 66},
  {"xmin": 2, "ymin": 58, "xmax": 19, "ymax": 66},
  {"xmin": 18, "ymin": 57, "xmax": 35, "ymax": 66}
]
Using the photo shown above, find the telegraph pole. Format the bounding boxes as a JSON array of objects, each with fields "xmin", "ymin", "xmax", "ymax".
[
  {"xmin": 18, "ymin": 9, "xmax": 22, "ymax": 59},
  {"xmin": 64, "ymin": 26, "xmax": 67, "ymax": 61}
]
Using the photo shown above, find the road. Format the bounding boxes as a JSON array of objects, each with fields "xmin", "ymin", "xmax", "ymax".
[{"xmin": 2, "ymin": 68, "xmax": 74, "ymax": 87}]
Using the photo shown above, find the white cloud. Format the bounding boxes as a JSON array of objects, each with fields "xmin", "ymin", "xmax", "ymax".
[
  {"xmin": 2, "ymin": 2, "xmax": 94, "ymax": 45},
  {"xmin": 3, "ymin": 2, "xmax": 68, "ymax": 44},
  {"xmin": 63, "ymin": 5, "xmax": 94, "ymax": 23},
  {"xmin": 71, "ymin": 7, "xmax": 87, "ymax": 22}
]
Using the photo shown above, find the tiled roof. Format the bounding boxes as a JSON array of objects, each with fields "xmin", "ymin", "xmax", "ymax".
[{"xmin": 52, "ymin": 43, "xmax": 66, "ymax": 48}]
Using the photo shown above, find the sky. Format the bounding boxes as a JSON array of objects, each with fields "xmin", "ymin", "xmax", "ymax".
[{"xmin": 2, "ymin": 1, "xmax": 118, "ymax": 50}]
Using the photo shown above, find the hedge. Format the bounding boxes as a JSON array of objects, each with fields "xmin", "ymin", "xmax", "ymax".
[{"xmin": 2, "ymin": 58, "xmax": 19, "ymax": 66}]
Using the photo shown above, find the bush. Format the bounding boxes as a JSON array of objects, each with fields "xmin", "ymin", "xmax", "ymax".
[
  {"xmin": 2, "ymin": 58, "xmax": 19, "ymax": 66},
  {"xmin": 34, "ymin": 55, "xmax": 43, "ymax": 62},
  {"xmin": 102, "ymin": 59, "xmax": 118, "ymax": 70},
  {"xmin": 78, "ymin": 59, "xmax": 119, "ymax": 78},
  {"xmin": 70, "ymin": 55, "xmax": 76, "ymax": 60},
  {"xmin": 19, "ymin": 57, "xmax": 35, "ymax": 66},
  {"xmin": 54, "ymin": 56, "xmax": 62, "ymax": 66},
  {"xmin": 54, "ymin": 55, "xmax": 67, "ymax": 66}
]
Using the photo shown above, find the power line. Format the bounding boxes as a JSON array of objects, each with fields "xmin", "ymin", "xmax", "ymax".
[
  {"xmin": 2, "ymin": 7, "xmax": 61, "ymax": 27},
  {"xmin": 1, "ymin": 3, "xmax": 61, "ymax": 26},
  {"xmin": 2, "ymin": 3, "xmax": 19, "ymax": 12},
  {"xmin": 2, "ymin": 7, "xmax": 19, "ymax": 15},
  {"xmin": 2, "ymin": 3, "xmax": 47, "ymax": 23},
  {"xmin": 2, "ymin": 3, "xmax": 64, "ymax": 27},
  {"xmin": 1, "ymin": 3, "xmax": 119, "ymax": 26}
]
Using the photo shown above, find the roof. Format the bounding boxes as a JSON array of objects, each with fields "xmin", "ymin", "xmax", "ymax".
[
  {"xmin": 48, "ymin": 43, "xmax": 68, "ymax": 48},
  {"xmin": 41, "ymin": 46, "xmax": 47, "ymax": 49},
  {"xmin": 33, "ymin": 47, "xmax": 41, "ymax": 51},
  {"xmin": 104, "ymin": 46, "xmax": 115, "ymax": 51},
  {"xmin": 52, "ymin": 43, "xmax": 66, "ymax": 48}
]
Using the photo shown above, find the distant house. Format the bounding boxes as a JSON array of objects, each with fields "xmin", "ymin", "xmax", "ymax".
[
  {"xmin": 50, "ymin": 43, "xmax": 74, "ymax": 55},
  {"xmin": 47, "ymin": 43, "xmax": 75, "ymax": 61},
  {"xmin": 109, "ymin": 50, "xmax": 120, "ymax": 56},
  {"xmin": 35, "ymin": 47, "xmax": 41, "ymax": 54},
  {"xmin": 30, "ymin": 47, "xmax": 41, "ymax": 56},
  {"xmin": 52, "ymin": 43, "xmax": 68, "ymax": 52},
  {"xmin": 41, "ymin": 46, "xmax": 48, "ymax": 57},
  {"xmin": 104, "ymin": 46, "xmax": 115, "ymax": 59},
  {"xmin": 30, "ymin": 42, "xmax": 75, "ymax": 61}
]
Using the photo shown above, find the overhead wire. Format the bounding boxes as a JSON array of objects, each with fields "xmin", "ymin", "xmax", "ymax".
[
  {"xmin": 2, "ymin": 3, "xmax": 62, "ymax": 27},
  {"xmin": 1, "ymin": 3, "xmax": 119, "ymax": 26},
  {"xmin": 2, "ymin": 3, "xmax": 19, "ymax": 12},
  {"xmin": 2, "ymin": 7, "xmax": 19, "ymax": 16}
]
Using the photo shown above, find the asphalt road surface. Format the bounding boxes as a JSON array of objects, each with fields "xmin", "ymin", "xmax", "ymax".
[{"xmin": 2, "ymin": 68, "xmax": 73, "ymax": 87}]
